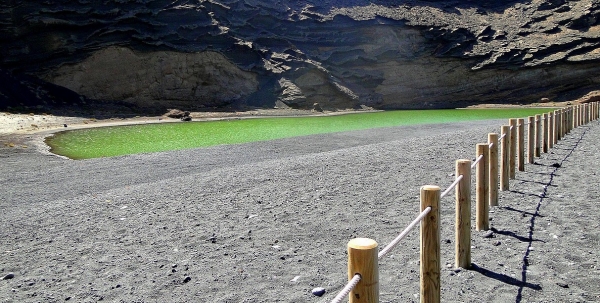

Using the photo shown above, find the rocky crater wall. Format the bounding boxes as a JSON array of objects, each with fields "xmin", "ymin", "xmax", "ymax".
[{"xmin": 2, "ymin": 0, "xmax": 600, "ymax": 111}]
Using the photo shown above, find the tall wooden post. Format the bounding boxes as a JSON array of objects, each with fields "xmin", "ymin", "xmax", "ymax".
[
  {"xmin": 542, "ymin": 113, "xmax": 548, "ymax": 153},
  {"xmin": 517, "ymin": 118, "xmax": 525, "ymax": 171},
  {"xmin": 509, "ymin": 119, "xmax": 517, "ymax": 179},
  {"xmin": 547, "ymin": 113, "xmax": 554, "ymax": 150},
  {"xmin": 455, "ymin": 160, "xmax": 471, "ymax": 269},
  {"xmin": 420, "ymin": 185, "xmax": 440, "ymax": 303},
  {"xmin": 476, "ymin": 143, "xmax": 489, "ymax": 231},
  {"xmin": 553, "ymin": 110, "xmax": 559, "ymax": 145},
  {"xmin": 488, "ymin": 133, "xmax": 499, "ymax": 206},
  {"xmin": 575, "ymin": 105, "xmax": 580, "ymax": 128},
  {"xmin": 535, "ymin": 114, "xmax": 541, "ymax": 157},
  {"xmin": 587, "ymin": 103, "xmax": 591, "ymax": 124},
  {"xmin": 527, "ymin": 116, "xmax": 535, "ymax": 164},
  {"xmin": 500, "ymin": 125, "xmax": 510, "ymax": 191},
  {"xmin": 560, "ymin": 106, "xmax": 575, "ymax": 135},
  {"xmin": 558, "ymin": 108, "xmax": 569, "ymax": 141},
  {"xmin": 348, "ymin": 238, "xmax": 379, "ymax": 303}
]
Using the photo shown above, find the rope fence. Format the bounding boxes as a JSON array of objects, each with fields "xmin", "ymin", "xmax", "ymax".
[{"xmin": 326, "ymin": 101, "xmax": 599, "ymax": 303}]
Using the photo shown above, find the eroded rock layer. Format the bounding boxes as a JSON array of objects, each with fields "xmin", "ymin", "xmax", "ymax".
[{"xmin": 2, "ymin": 0, "xmax": 600, "ymax": 110}]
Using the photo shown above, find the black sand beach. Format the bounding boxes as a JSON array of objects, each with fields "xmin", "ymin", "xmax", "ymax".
[{"xmin": 1, "ymin": 118, "xmax": 599, "ymax": 302}]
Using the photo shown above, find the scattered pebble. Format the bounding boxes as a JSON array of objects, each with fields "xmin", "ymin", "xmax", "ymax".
[
  {"xmin": 290, "ymin": 275, "xmax": 301, "ymax": 283},
  {"xmin": 493, "ymin": 241, "xmax": 501, "ymax": 246},
  {"xmin": 311, "ymin": 287, "xmax": 326, "ymax": 297},
  {"xmin": 2, "ymin": 273, "xmax": 15, "ymax": 280},
  {"xmin": 482, "ymin": 231, "xmax": 494, "ymax": 238},
  {"xmin": 556, "ymin": 282, "xmax": 569, "ymax": 288},
  {"xmin": 183, "ymin": 276, "xmax": 191, "ymax": 283}
]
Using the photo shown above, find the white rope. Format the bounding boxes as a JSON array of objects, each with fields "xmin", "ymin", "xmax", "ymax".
[
  {"xmin": 330, "ymin": 274, "xmax": 361, "ymax": 303},
  {"xmin": 471, "ymin": 154, "xmax": 484, "ymax": 169},
  {"xmin": 510, "ymin": 125, "xmax": 514, "ymax": 130},
  {"xmin": 378, "ymin": 207, "xmax": 432, "ymax": 259},
  {"xmin": 441, "ymin": 175, "xmax": 463, "ymax": 199},
  {"xmin": 488, "ymin": 142, "xmax": 494, "ymax": 148},
  {"xmin": 499, "ymin": 133, "xmax": 507, "ymax": 141}
]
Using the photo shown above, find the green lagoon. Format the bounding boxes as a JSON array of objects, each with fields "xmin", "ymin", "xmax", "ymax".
[{"xmin": 46, "ymin": 108, "xmax": 553, "ymax": 159}]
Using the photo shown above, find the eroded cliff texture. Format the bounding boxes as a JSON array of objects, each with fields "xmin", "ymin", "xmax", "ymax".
[{"xmin": 2, "ymin": 0, "xmax": 600, "ymax": 111}]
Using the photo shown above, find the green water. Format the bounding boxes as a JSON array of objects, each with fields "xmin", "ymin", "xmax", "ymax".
[{"xmin": 46, "ymin": 108, "xmax": 553, "ymax": 159}]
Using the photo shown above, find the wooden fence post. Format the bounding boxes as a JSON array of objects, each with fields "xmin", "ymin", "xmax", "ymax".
[
  {"xmin": 488, "ymin": 133, "xmax": 499, "ymax": 206},
  {"xmin": 588, "ymin": 103, "xmax": 591, "ymax": 124},
  {"xmin": 542, "ymin": 113, "xmax": 548, "ymax": 153},
  {"xmin": 567, "ymin": 107, "xmax": 571, "ymax": 134},
  {"xmin": 576, "ymin": 105, "xmax": 580, "ymax": 128},
  {"xmin": 558, "ymin": 108, "xmax": 569, "ymax": 141},
  {"xmin": 476, "ymin": 143, "xmax": 489, "ymax": 231},
  {"xmin": 500, "ymin": 125, "xmax": 510, "ymax": 191},
  {"xmin": 576, "ymin": 104, "xmax": 579, "ymax": 127},
  {"xmin": 421, "ymin": 185, "xmax": 440, "ymax": 303},
  {"xmin": 547, "ymin": 113, "xmax": 554, "ymax": 150},
  {"xmin": 527, "ymin": 116, "xmax": 535, "ymax": 164},
  {"xmin": 348, "ymin": 238, "xmax": 379, "ymax": 303},
  {"xmin": 535, "ymin": 114, "xmax": 541, "ymax": 157},
  {"xmin": 553, "ymin": 110, "xmax": 559, "ymax": 145},
  {"xmin": 509, "ymin": 119, "xmax": 517, "ymax": 179},
  {"xmin": 455, "ymin": 160, "xmax": 471, "ymax": 269},
  {"xmin": 517, "ymin": 118, "xmax": 525, "ymax": 171}
]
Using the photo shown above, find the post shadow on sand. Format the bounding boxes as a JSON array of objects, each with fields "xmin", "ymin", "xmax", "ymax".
[
  {"xmin": 468, "ymin": 125, "xmax": 589, "ymax": 303},
  {"xmin": 511, "ymin": 124, "xmax": 587, "ymax": 303},
  {"xmin": 490, "ymin": 227, "xmax": 546, "ymax": 243},
  {"xmin": 514, "ymin": 178, "xmax": 558, "ymax": 187},
  {"xmin": 501, "ymin": 206, "xmax": 545, "ymax": 218},
  {"xmin": 470, "ymin": 263, "xmax": 542, "ymax": 290},
  {"xmin": 507, "ymin": 189, "xmax": 546, "ymax": 199}
]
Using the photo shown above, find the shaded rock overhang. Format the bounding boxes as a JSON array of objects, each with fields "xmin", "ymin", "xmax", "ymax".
[{"xmin": 2, "ymin": 0, "xmax": 600, "ymax": 110}]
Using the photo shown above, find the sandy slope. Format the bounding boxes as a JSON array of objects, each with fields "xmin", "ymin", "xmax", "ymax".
[{"xmin": 1, "ymin": 116, "xmax": 599, "ymax": 302}]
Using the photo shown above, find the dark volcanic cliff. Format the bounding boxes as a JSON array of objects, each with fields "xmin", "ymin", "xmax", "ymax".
[{"xmin": 2, "ymin": 0, "xmax": 600, "ymax": 111}]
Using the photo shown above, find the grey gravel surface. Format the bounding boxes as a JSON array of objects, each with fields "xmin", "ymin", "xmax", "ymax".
[{"xmin": 1, "ymin": 119, "xmax": 599, "ymax": 302}]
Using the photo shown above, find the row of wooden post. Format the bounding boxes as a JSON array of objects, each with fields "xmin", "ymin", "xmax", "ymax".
[{"xmin": 343, "ymin": 101, "xmax": 599, "ymax": 303}]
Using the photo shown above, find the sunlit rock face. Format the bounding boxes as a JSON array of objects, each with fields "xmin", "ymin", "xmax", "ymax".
[{"xmin": 2, "ymin": 0, "xmax": 600, "ymax": 110}]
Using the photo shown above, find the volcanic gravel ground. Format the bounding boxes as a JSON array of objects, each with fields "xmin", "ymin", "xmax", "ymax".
[{"xmin": 1, "ymin": 119, "xmax": 599, "ymax": 302}]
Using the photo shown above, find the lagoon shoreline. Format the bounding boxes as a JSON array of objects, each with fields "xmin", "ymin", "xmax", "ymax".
[{"xmin": 1, "ymin": 115, "xmax": 599, "ymax": 302}]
